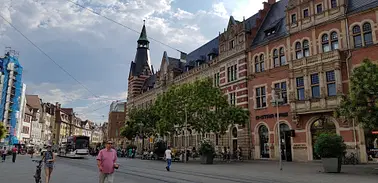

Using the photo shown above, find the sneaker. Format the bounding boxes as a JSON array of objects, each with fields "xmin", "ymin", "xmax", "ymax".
[{"xmin": 166, "ymin": 166, "xmax": 170, "ymax": 171}]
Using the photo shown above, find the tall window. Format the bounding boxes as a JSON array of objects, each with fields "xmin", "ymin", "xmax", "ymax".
[
  {"xmin": 295, "ymin": 42, "xmax": 302, "ymax": 59},
  {"xmin": 295, "ymin": 40, "xmax": 310, "ymax": 59},
  {"xmin": 303, "ymin": 9, "xmax": 309, "ymax": 18},
  {"xmin": 255, "ymin": 55, "xmax": 265, "ymax": 72},
  {"xmin": 321, "ymin": 34, "xmax": 330, "ymax": 52},
  {"xmin": 229, "ymin": 92, "xmax": 236, "ymax": 106},
  {"xmin": 311, "ymin": 73, "xmax": 320, "ymax": 98},
  {"xmin": 273, "ymin": 49, "xmax": 279, "ymax": 67},
  {"xmin": 291, "ymin": 14, "xmax": 297, "ymax": 24},
  {"xmin": 214, "ymin": 72, "xmax": 220, "ymax": 87},
  {"xmin": 331, "ymin": 32, "xmax": 339, "ymax": 50},
  {"xmin": 279, "ymin": 48, "xmax": 286, "ymax": 65},
  {"xmin": 273, "ymin": 48, "xmax": 286, "ymax": 67},
  {"xmin": 296, "ymin": 77, "xmax": 305, "ymax": 100},
  {"xmin": 303, "ymin": 40, "xmax": 310, "ymax": 57},
  {"xmin": 230, "ymin": 40, "xmax": 235, "ymax": 49},
  {"xmin": 353, "ymin": 25, "xmax": 362, "ymax": 48},
  {"xmin": 326, "ymin": 71, "xmax": 336, "ymax": 96},
  {"xmin": 316, "ymin": 4, "xmax": 323, "ymax": 14},
  {"xmin": 363, "ymin": 23, "xmax": 373, "ymax": 46},
  {"xmin": 331, "ymin": 0, "xmax": 337, "ymax": 9},
  {"xmin": 227, "ymin": 64, "xmax": 237, "ymax": 82},
  {"xmin": 256, "ymin": 87, "xmax": 266, "ymax": 108},
  {"xmin": 274, "ymin": 82, "xmax": 287, "ymax": 104}
]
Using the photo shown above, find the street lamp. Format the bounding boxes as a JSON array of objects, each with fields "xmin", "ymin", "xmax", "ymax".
[{"xmin": 271, "ymin": 88, "xmax": 284, "ymax": 171}]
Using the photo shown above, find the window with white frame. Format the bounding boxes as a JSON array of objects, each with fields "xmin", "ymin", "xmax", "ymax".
[
  {"xmin": 274, "ymin": 82, "xmax": 287, "ymax": 104},
  {"xmin": 295, "ymin": 40, "xmax": 309, "ymax": 59},
  {"xmin": 213, "ymin": 72, "xmax": 220, "ymax": 87},
  {"xmin": 316, "ymin": 4, "xmax": 323, "ymax": 14},
  {"xmin": 254, "ymin": 54, "xmax": 265, "ymax": 73},
  {"xmin": 273, "ymin": 47, "xmax": 286, "ymax": 67},
  {"xmin": 310, "ymin": 73, "xmax": 320, "ymax": 98},
  {"xmin": 229, "ymin": 92, "xmax": 236, "ymax": 106},
  {"xmin": 326, "ymin": 71, "xmax": 336, "ymax": 96},
  {"xmin": 352, "ymin": 23, "xmax": 373, "ymax": 48},
  {"xmin": 330, "ymin": 0, "xmax": 337, "ymax": 9},
  {"xmin": 321, "ymin": 32, "xmax": 339, "ymax": 52},
  {"xmin": 296, "ymin": 77, "xmax": 305, "ymax": 100},
  {"xmin": 227, "ymin": 64, "xmax": 237, "ymax": 82},
  {"xmin": 255, "ymin": 87, "xmax": 266, "ymax": 108}
]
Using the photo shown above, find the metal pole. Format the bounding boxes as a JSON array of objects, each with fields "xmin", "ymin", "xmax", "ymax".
[{"xmin": 184, "ymin": 107, "xmax": 187, "ymax": 163}]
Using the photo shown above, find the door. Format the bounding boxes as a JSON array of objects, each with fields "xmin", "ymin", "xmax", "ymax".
[{"xmin": 279, "ymin": 124, "xmax": 292, "ymax": 162}]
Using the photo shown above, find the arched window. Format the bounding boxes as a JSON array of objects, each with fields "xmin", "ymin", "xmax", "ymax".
[
  {"xmin": 279, "ymin": 48, "xmax": 286, "ymax": 66},
  {"xmin": 330, "ymin": 31, "xmax": 339, "ymax": 50},
  {"xmin": 352, "ymin": 25, "xmax": 362, "ymax": 48},
  {"xmin": 303, "ymin": 40, "xmax": 310, "ymax": 57},
  {"xmin": 321, "ymin": 34, "xmax": 330, "ymax": 52},
  {"xmin": 363, "ymin": 23, "xmax": 373, "ymax": 46},
  {"xmin": 273, "ymin": 49, "xmax": 279, "ymax": 67},
  {"xmin": 255, "ymin": 54, "xmax": 265, "ymax": 72},
  {"xmin": 259, "ymin": 125, "xmax": 270, "ymax": 158},
  {"xmin": 295, "ymin": 42, "xmax": 302, "ymax": 59},
  {"xmin": 254, "ymin": 56, "xmax": 260, "ymax": 73}
]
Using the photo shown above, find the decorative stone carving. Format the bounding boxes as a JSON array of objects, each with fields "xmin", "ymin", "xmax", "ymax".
[
  {"xmin": 292, "ymin": 114, "xmax": 301, "ymax": 128},
  {"xmin": 289, "ymin": 91, "xmax": 295, "ymax": 100}
]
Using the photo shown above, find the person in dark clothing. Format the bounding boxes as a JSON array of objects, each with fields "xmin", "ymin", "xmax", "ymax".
[
  {"xmin": 12, "ymin": 146, "xmax": 17, "ymax": 163},
  {"xmin": 1, "ymin": 147, "xmax": 7, "ymax": 162}
]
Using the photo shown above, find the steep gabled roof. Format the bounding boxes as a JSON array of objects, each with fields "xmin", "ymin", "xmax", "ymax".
[
  {"xmin": 185, "ymin": 37, "xmax": 219, "ymax": 67},
  {"xmin": 252, "ymin": 0, "xmax": 289, "ymax": 47},
  {"xmin": 26, "ymin": 95, "xmax": 41, "ymax": 110}
]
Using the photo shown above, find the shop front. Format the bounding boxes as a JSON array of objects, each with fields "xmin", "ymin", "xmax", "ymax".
[{"xmin": 366, "ymin": 130, "xmax": 378, "ymax": 163}]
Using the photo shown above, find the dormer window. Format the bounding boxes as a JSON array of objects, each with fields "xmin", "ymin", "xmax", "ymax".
[
  {"xmin": 331, "ymin": 0, "xmax": 337, "ymax": 9},
  {"xmin": 291, "ymin": 14, "xmax": 297, "ymax": 24},
  {"xmin": 303, "ymin": 9, "xmax": 309, "ymax": 18},
  {"xmin": 229, "ymin": 40, "xmax": 235, "ymax": 49},
  {"xmin": 209, "ymin": 55, "xmax": 213, "ymax": 61},
  {"xmin": 265, "ymin": 28, "xmax": 276, "ymax": 36}
]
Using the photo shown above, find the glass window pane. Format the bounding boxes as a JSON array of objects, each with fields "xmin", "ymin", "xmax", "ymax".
[
  {"xmin": 322, "ymin": 44, "xmax": 330, "ymax": 52},
  {"xmin": 255, "ymin": 64, "xmax": 260, "ymax": 72},
  {"xmin": 260, "ymin": 62, "xmax": 265, "ymax": 71},
  {"xmin": 304, "ymin": 49, "xmax": 310, "ymax": 57},
  {"xmin": 296, "ymin": 51, "xmax": 303, "ymax": 59},
  {"xmin": 327, "ymin": 83, "xmax": 336, "ymax": 96},
  {"xmin": 297, "ymin": 88, "xmax": 305, "ymax": 100},
  {"xmin": 280, "ymin": 56, "xmax": 286, "ymax": 65},
  {"xmin": 364, "ymin": 33, "xmax": 373, "ymax": 46},
  {"xmin": 354, "ymin": 35, "xmax": 362, "ymax": 47},
  {"xmin": 363, "ymin": 23, "xmax": 371, "ymax": 32},
  {"xmin": 274, "ymin": 83, "xmax": 280, "ymax": 89},
  {"xmin": 326, "ymin": 71, "xmax": 335, "ymax": 82},
  {"xmin": 256, "ymin": 97, "xmax": 261, "ymax": 108},
  {"xmin": 331, "ymin": 41, "xmax": 339, "ymax": 50},
  {"xmin": 256, "ymin": 88, "xmax": 260, "ymax": 96},
  {"xmin": 296, "ymin": 77, "xmax": 304, "ymax": 87},
  {"xmin": 311, "ymin": 74, "xmax": 319, "ymax": 84},
  {"xmin": 262, "ymin": 96, "xmax": 267, "ymax": 107},
  {"xmin": 312, "ymin": 86, "xmax": 320, "ymax": 98},
  {"xmin": 261, "ymin": 87, "xmax": 266, "ymax": 95},
  {"xmin": 353, "ymin": 25, "xmax": 361, "ymax": 34},
  {"xmin": 274, "ymin": 57, "xmax": 279, "ymax": 67},
  {"xmin": 281, "ymin": 82, "xmax": 287, "ymax": 90}
]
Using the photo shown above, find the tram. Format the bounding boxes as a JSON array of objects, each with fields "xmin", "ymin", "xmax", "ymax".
[{"xmin": 58, "ymin": 135, "xmax": 90, "ymax": 158}]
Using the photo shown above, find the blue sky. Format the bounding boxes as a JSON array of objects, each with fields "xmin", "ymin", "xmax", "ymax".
[{"xmin": 0, "ymin": 0, "xmax": 264, "ymax": 123}]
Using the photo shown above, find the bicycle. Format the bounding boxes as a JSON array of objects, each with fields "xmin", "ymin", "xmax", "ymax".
[{"xmin": 32, "ymin": 159, "xmax": 43, "ymax": 183}]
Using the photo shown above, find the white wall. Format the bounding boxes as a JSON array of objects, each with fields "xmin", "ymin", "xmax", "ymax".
[{"xmin": 16, "ymin": 83, "xmax": 26, "ymax": 141}]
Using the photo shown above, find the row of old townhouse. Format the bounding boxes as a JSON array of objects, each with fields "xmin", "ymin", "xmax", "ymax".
[
  {"xmin": 14, "ymin": 94, "xmax": 106, "ymax": 149},
  {"xmin": 126, "ymin": 0, "xmax": 378, "ymax": 163}
]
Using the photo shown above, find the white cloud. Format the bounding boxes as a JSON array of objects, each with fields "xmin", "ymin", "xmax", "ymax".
[{"xmin": 212, "ymin": 2, "xmax": 228, "ymax": 19}]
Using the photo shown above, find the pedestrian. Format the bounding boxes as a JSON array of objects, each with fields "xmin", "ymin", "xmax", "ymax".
[
  {"xmin": 44, "ymin": 145, "xmax": 55, "ymax": 183},
  {"xmin": 11, "ymin": 146, "xmax": 17, "ymax": 163},
  {"xmin": 1, "ymin": 147, "xmax": 6, "ymax": 162},
  {"xmin": 164, "ymin": 146, "xmax": 172, "ymax": 171},
  {"xmin": 97, "ymin": 140, "xmax": 119, "ymax": 183}
]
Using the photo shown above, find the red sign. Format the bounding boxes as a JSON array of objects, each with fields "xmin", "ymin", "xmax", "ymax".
[{"xmin": 372, "ymin": 131, "xmax": 378, "ymax": 134}]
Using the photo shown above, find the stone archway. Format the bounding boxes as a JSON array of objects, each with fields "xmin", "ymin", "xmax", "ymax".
[
  {"xmin": 258, "ymin": 125, "xmax": 270, "ymax": 158},
  {"xmin": 306, "ymin": 115, "xmax": 339, "ymax": 160}
]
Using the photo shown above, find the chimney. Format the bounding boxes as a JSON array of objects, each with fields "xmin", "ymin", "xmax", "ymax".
[{"xmin": 263, "ymin": 2, "xmax": 269, "ymax": 10}]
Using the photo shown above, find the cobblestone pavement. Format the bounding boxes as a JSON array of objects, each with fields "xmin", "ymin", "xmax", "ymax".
[{"xmin": 0, "ymin": 155, "xmax": 377, "ymax": 183}]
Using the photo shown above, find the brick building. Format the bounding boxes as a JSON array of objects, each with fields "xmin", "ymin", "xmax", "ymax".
[
  {"xmin": 126, "ymin": 2, "xmax": 278, "ymax": 156},
  {"xmin": 248, "ymin": 0, "xmax": 378, "ymax": 162},
  {"xmin": 108, "ymin": 101, "xmax": 126, "ymax": 146}
]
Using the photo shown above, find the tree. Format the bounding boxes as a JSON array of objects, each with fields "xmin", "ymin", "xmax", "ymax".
[
  {"xmin": 154, "ymin": 78, "xmax": 250, "ymax": 137},
  {"xmin": 336, "ymin": 59, "xmax": 378, "ymax": 129},
  {"xmin": 120, "ymin": 105, "xmax": 160, "ymax": 148},
  {"xmin": 0, "ymin": 122, "xmax": 5, "ymax": 139}
]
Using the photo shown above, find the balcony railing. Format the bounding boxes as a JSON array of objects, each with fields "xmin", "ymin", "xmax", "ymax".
[{"xmin": 291, "ymin": 50, "xmax": 341, "ymax": 69}]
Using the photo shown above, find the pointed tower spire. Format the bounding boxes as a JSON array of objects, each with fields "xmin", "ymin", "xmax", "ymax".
[{"xmin": 138, "ymin": 20, "xmax": 149, "ymax": 46}]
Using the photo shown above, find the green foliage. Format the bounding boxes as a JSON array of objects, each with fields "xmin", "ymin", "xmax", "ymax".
[
  {"xmin": 314, "ymin": 133, "xmax": 346, "ymax": 158},
  {"xmin": 336, "ymin": 59, "xmax": 378, "ymax": 129},
  {"xmin": 120, "ymin": 105, "xmax": 160, "ymax": 140},
  {"xmin": 198, "ymin": 139, "xmax": 215, "ymax": 156},
  {"xmin": 0, "ymin": 123, "xmax": 6, "ymax": 139},
  {"xmin": 154, "ymin": 78, "xmax": 250, "ymax": 135}
]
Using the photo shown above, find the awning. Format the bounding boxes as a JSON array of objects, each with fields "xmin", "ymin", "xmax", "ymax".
[{"xmin": 372, "ymin": 131, "xmax": 378, "ymax": 134}]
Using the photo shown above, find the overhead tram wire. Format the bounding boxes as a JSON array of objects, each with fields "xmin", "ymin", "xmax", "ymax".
[
  {"xmin": 0, "ymin": 13, "xmax": 100, "ymax": 99},
  {"xmin": 66, "ymin": 0, "xmax": 184, "ymax": 53}
]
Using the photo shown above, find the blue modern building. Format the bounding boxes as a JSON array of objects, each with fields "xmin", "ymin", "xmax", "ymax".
[{"xmin": 0, "ymin": 51, "xmax": 23, "ymax": 145}]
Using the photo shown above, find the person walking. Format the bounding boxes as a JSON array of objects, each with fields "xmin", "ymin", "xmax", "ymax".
[
  {"xmin": 1, "ymin": 147, "xmax": 7, "ymax": 162},
  {"xmin": 97, "ymin": 141, "xmax": 119, "ymax": 183},
  {"xmin": 164, "ymin": 146, "xmax": 172, "ymax": 171},
  {"xmin": 44, "ymin": 145, "xmax": 55, "ymax": 183},
  {"xmin": 11, "ymin": 146, "xmax": 17, "ymax": 163}
]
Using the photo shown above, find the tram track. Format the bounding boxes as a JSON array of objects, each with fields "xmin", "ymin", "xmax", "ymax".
[{"xmin": 58, "ymin": 157, "xmax": 301, "ymax": 183}]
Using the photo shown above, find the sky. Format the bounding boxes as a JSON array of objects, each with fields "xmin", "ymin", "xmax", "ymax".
[{"xmin": 0, "ymin": 0, "xmax": 264, "ymax": 123}]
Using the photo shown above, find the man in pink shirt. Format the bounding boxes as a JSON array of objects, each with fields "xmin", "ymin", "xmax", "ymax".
[{"xmin": 97, "ymin": 141, "xmax": 119, "ymax": 183}]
